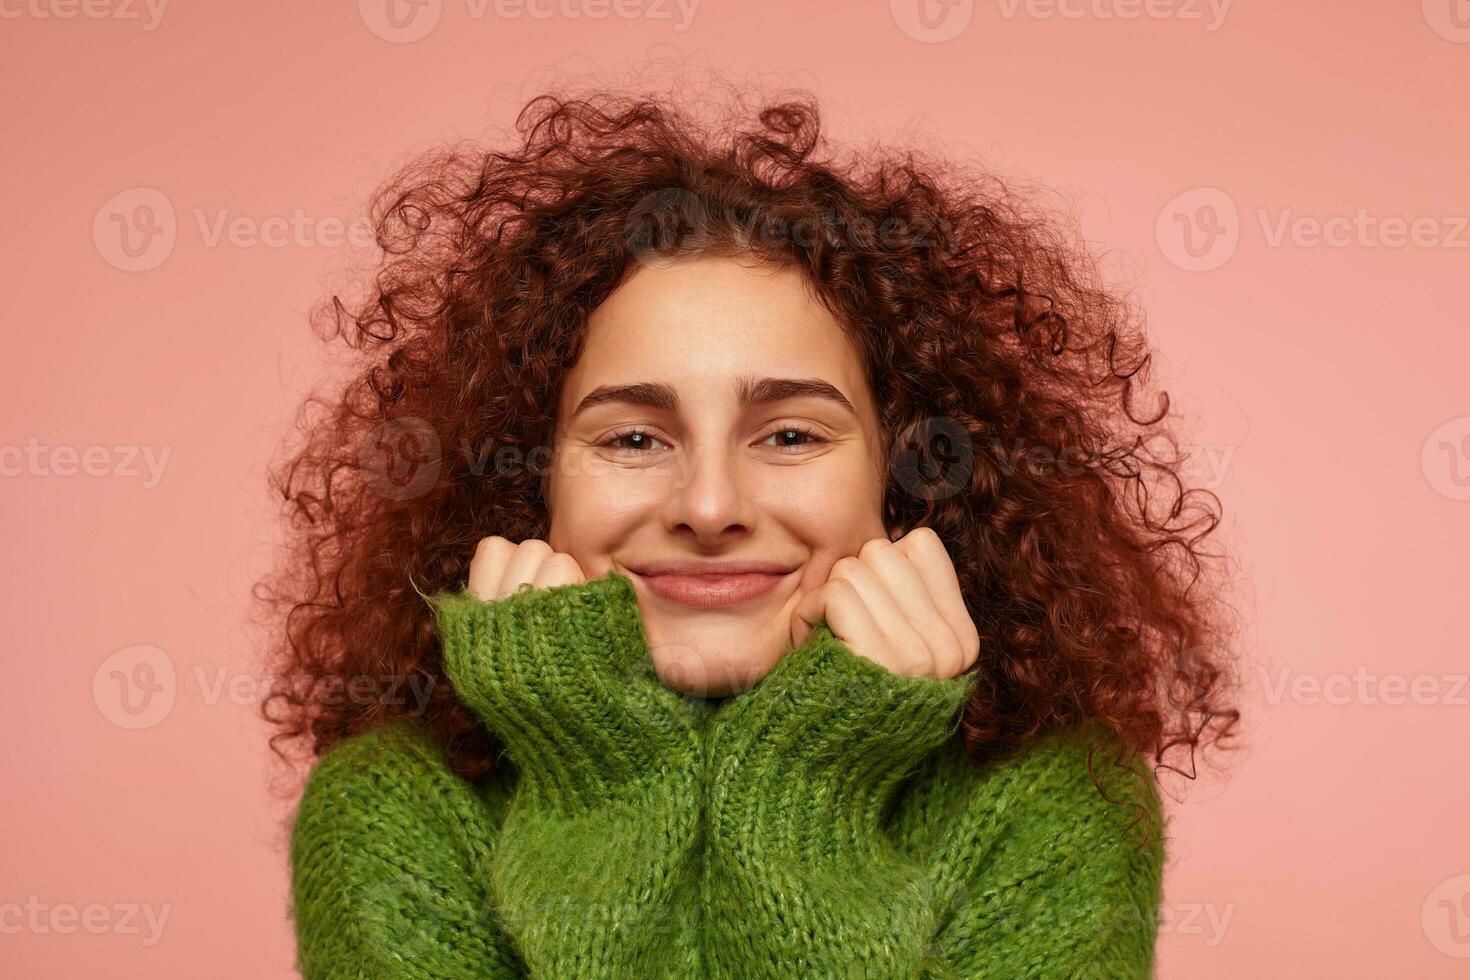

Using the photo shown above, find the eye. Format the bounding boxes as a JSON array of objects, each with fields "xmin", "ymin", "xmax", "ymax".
[
  {"xmin": 759, "ymin": 424, "xmax": 827, "ymax": 452},
  {"xmin": 598, "ymin": 428, "xmax": 671, "ymax": 453},
  {"xmin": 597, "ymin": 424, "xmax": 828, "ymax": 454}
]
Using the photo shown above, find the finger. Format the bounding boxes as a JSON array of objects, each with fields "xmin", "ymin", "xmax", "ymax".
[
  {"xmin": 533, "ymin": 552, "xmax": 586, "ymax": 589},
  {"xmin": 791, "ymin": 584, "xmax": 823, "ymax": 649},
  {"xmin": 793, "ymin": 577, "xmax": 887, "ymax": 667},
  {"xmin": 859, "ymin": 536, "xmax": 965, "ymax": 676},
  {"xmin": 468, "ymin": 535, "xmax": 515, "ymax": 601},
  {"xmin": 829, "ymin": 555, "xmax": 931, "ymax": 675},
  {"xmin": 894, "ymin": 527, "xmax": 981, "ymax": 668},
  {"xmin": 499, "ymin": 539, "xmax": 553, "ymax": 598}
]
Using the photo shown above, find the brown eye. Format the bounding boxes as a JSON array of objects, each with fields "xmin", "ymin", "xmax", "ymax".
[
  {"xmin": 760, "ymin": 425, "xmax": 826, "ymax": 452},
  {"xmin": 600, "ymin": 428, "xmax": 670, "ymax": 453}
]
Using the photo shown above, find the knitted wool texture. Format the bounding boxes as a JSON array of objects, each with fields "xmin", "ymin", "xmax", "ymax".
[{"xmin": 288, "ymin": 571, "xmax": 1165, "ymax": 978}]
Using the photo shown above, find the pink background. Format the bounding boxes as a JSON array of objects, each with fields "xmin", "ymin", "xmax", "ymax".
[{"xmin": 4, "ymin": 2, "xmax": 1468, "ymax": 976}]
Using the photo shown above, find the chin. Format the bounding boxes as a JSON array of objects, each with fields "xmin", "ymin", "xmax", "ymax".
[{"xmin": 647, "ymin": 632, "xmax": 782, "ymax": 698}]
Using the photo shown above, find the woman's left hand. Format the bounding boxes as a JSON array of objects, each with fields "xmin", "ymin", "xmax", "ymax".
[{"xmin": 790, "ymin": 526, "xmax": 981, "ymax": 681}]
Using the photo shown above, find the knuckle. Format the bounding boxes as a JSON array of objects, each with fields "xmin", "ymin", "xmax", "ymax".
[
  {"xmin": 912, "ymin": 525, "xmax": 942, "ymax": 546},
  {"xmin": 937, "ymin": 633, "xmax": 964, "ymax": 669},
  {"xmin": 547, "ymin": 553, "xmax": 580, "ymax": 576},
  {"xmin": 474, "ymin": 535, "xmax": 513, "ymax": 561},
  {"xmin": 824, "ymin": 576, "xmax": 859, "ymax": 604},
  {"xmin": 910, "ymin": 527, "xmax": 945, "ymax": 559}
]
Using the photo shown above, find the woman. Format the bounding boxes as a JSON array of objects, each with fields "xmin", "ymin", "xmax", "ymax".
[{"xmin": 261, "ymin": 84, "xmax": 1240, "ymax": 978}]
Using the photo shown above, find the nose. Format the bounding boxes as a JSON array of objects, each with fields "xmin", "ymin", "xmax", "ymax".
[{"xmin": 661, "ymin": 439, "xmax": 756, "ymax": 543}]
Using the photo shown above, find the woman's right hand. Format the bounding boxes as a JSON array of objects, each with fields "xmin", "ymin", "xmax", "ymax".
[
  {"xmin": 430, "ymin": 535, "xmax": 712, "ymax": 975},
  {"xmin": 468, "ymin": 535, "xmax": 586, "ymax": 601},
  {"xmin": 430, "ymin": 532, "xmax": 713, "ymax": 807}
]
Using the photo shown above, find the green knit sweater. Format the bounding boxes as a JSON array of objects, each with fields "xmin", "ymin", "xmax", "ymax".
[{"xmin": 288, "ymin": 571, "xmax": 1165, "ymax": 978}]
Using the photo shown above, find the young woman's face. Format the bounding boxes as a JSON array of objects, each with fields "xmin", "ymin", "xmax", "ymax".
[{"xmin": 546, "ymin": 254, "xmax": 890, "ymax": 697}]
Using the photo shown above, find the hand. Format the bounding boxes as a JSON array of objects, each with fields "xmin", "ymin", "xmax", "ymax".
[
  {"xmin": 436, "ymin": 533, "xmax": 710, "ymax": 805},
  {"xmin": 791, "ymin": 526, "xmax": 981, "ymax": 681},
  {"xmin": 468, "ymin": 535, "xmax": 586, "ymax": 600},
  {"xmin": 434, "ymin": 542, "xmax": 709, "ymax": 976},
  {"xmin": 464, "ymin": 534, "xmax": 679, "ymax": 711}
]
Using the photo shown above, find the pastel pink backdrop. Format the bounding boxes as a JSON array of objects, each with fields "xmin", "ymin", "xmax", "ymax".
[{"xmin": 3, "ymin": 2, "xmax": 1467, "ymax": 977}]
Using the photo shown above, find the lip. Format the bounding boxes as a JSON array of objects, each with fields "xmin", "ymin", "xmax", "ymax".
[{"xmin": 622, "ymin": 559, "xmax": 798, "ymax": 610}]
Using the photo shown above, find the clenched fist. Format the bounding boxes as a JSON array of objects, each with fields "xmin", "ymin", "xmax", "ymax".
[
  {"xmin": 468, "ymin": 535, "xmax": 587, "ymax": 601},
  {"xmin": 791, "ymin": 526, "xmax": 981, "ymax": 681}
]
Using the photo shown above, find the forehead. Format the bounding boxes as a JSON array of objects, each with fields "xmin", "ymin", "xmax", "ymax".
[{"xmin": 566, "ymin": 255, "xmax": 870, "ymax": 403}]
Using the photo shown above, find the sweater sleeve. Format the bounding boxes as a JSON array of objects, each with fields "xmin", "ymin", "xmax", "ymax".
[
  {"xmin": 288, "ymin": 719, "xmax": 527, "ymax": 979},
  {"xmin": 425, "ymin": 570, "xmax": 715, "ymax": 977},
  {"xmin": 700, "ymin": 622, "xmax": 1165, "ymax": 979}
]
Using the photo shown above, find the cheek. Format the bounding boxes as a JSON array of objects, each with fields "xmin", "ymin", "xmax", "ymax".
[
  {"xmin": 545, "ymin": 462, "xmax": 659, "ymax": 564},
  {"xmin": 777, "ymin": 480, "xmax": 883, "ymax": 538},
  {"xmin": 760, "ymin": 463, "xmax": 887, "ymax": 572}
]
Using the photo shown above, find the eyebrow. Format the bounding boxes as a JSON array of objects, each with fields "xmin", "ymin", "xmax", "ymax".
[{"xmin": 570, "ymin": 376, "xmax": 858, "ymax": 420}]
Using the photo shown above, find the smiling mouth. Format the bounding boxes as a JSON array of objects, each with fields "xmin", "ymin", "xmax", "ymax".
[{"xmin": 623, "ymin": 569, "xmax": 793, "ymax": 609}]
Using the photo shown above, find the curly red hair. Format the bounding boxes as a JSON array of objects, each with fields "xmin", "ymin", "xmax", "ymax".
[{"xmin": 256, "ymin": 81, "xmax": 1242, "ymax": 831}]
